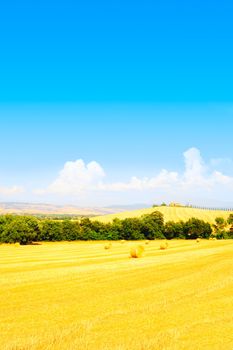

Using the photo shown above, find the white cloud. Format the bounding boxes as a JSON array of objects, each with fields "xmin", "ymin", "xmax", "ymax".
[
  {"xmin": 101, "ymin": 148, "xmax": 233, "ymax": 192},
  {"xmin": 210, "ymin": 171, "xmax": 233, "ymax": 186},
  {"xmin": 35, "ymin": 159, "xmax": 106, "ymax": 195},
  {"xmin": 0, "ymin": 185, "xmax": 24, "ymax": 196},
  {"xmin": 34, "ymin": 148, "xmax": 233, "ymax": 198},
  {"xmin": 182, "ymin": 147, "xmax": 207, "ymax": 186},
  {"xmin": 99, "ymin": 170, "xmax": 179, "ymax": 191},
  {"xmin": 181, "ymin": 148, "xmax": 233, "ymax": 189}
]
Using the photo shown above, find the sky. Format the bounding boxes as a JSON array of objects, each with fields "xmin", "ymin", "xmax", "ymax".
[{"xmin": 0, "ymin": 0, "xmax": 233, "ymax": 207}]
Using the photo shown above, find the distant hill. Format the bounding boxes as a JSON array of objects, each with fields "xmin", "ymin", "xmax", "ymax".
[
  {"xmin": 93, "ymin": 206, "xmax": 233, "ymax": 224},
  {"xmin": 1, "ymin": 203, "xmax": 232, "ymax": 223},
  {"xmin": 0, "ymin": 202, "xmax": 123, "ymax": 216},
  {"xmin": 106, "ymin": 203, "xmax": 151, "ymax": 210}
]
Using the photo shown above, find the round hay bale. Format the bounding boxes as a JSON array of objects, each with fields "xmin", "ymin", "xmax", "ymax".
[
  {"xmin": 130, "ymin": 245, "xmax": 145, "ymax": 258},
  {"xmin": 145, "ymin": 240, "xmax": 150, "ymax": 245},
  {"xmin": 14, "ymin": 242, "xmax": 20, "ymax": 247},
  {"xmin": 196, "ymin": 238, "xmax": 200, "ymax": 243},
  {"xmin": 104, "ymin": 243, "xmax": 112, "ymax": 250},
  {"xmin": 160, "ymin": 242, "xmax": 168, "ymax": 250},
  {"xmin": 120, "ymin": 240, "xmax": 126, "ymax": 244}
]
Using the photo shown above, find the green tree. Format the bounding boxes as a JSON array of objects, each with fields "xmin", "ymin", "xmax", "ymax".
[
  {"xmin": 184, "ymin": 218, "xmax": 212, "ymax": 239},
  {"xmin": 1, "ymin": 216, "xmax": 40, "ymax": 244},
  {"xmin": 164, "ymin": 221, "xmax": 185, "ymax": 239},
  {"xmin": 227, "ymin": 213, "xmax": 233, "ymax": 225},
  {"xmin": 212, "ymin": 217, "xmax": 227, "ymax": 239},
  {"xmin": 79, "ymin": 218, "xmax": 107, "ymax": 240},
  {"xmin": 121, "ymin": 218, "xmax": 145, "ymax": 240},
  {"xmin": 40, "ymin": 220, "xmax": 63, "ymax": 241},
  {"xmin": 62, "ymin": 220, "xmax": 81, "ymax": 240},
  {"xmin": 226, "ymin": 214, "xmax": 233, "ymax": 238},
  {"xmin": 141, "ymin": 211, "xmax": 165, "ymax": 239},
  {"xmin": 0, "ymin": 216, "xmax": 7, "ymax": 237},
  {"xmin": 109, "ymin": 218, "xmax": 124, "ymax": 240}
]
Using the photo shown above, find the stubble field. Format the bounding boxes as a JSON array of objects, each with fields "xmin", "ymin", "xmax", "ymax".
[
  {"xmin": 1, "ymin": 240, "xmax": 233, "ymax": 350},
  {"xmin": 93, "ymin": 206, "xmax": 232, "ymax": 224}
]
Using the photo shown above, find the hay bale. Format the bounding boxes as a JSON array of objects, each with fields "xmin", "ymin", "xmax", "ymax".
[
  {"xmin": 120, "ymin": 240, "xmax": 126, "ymax": 244},
  {"xmin": 104, "ymin": 243, "xmax": 112, "ymax": 250},
  {"xmin": 145, "ymin": 240, "xmax": 150, "ymax": 245},
  {"xmin": 196, "ymin": 238, "xmax": 200, "ymax": 243},
  {"xmin": 130, "ymin": 245, "xmax": 145, "ymax": 258},
  {"xmin": 160, "ymin": 241, "xmax": 168, "ymax": 250}
]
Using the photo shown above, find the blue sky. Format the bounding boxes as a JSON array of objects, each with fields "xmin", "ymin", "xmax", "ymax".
[
  {"xmin": 0, "ymin": 0, "xmax": 233, "ymax": 206},
  {"xmin": 1, "ymin": 0, "xmax": 233, "ymax": 102}
]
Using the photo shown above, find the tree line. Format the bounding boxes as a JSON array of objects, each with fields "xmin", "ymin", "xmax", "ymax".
[{"xmin": 0, "ymin": 211, "xmax": 233, "ymax": 245}]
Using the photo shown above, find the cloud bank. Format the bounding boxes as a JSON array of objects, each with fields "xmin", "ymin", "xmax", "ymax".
[
  {"xmin": 34, "ymin": 148, "xmax": 233, "ymax": 200},
  {"xmin": 0, "ymin": 185, "xmax": 24, "ymax": 196}
]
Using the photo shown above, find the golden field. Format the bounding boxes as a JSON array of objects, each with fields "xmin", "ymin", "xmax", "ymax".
[
  {"xmin": 1, "ymin": 240, "xmax": 233, "ymax": 350},
  {"xmin": 93, "ymin": 206, "xmax": 232, "ymax": 224}
]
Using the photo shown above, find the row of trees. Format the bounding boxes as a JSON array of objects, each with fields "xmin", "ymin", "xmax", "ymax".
[{"xmin": 0, "ymin": 211, "xmax": 233, "ymax": 245}]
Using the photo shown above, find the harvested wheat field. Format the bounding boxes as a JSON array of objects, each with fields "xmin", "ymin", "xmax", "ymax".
[
  {"xmin": 93, "ymin": 206, "xmax": 232, "ymax": 224},
  {"xmin": 1, "ymin": 240, "xmax": 233, "ymax": 350}
]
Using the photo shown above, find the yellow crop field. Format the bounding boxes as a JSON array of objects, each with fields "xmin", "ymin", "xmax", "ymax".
[
  {"xmin": 93, "ymin": 206, "xmax": 232, "ymax": 224},
  {"xmin": 1, "ymin": 240, "xmax": 233, "ymax": 350}
]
